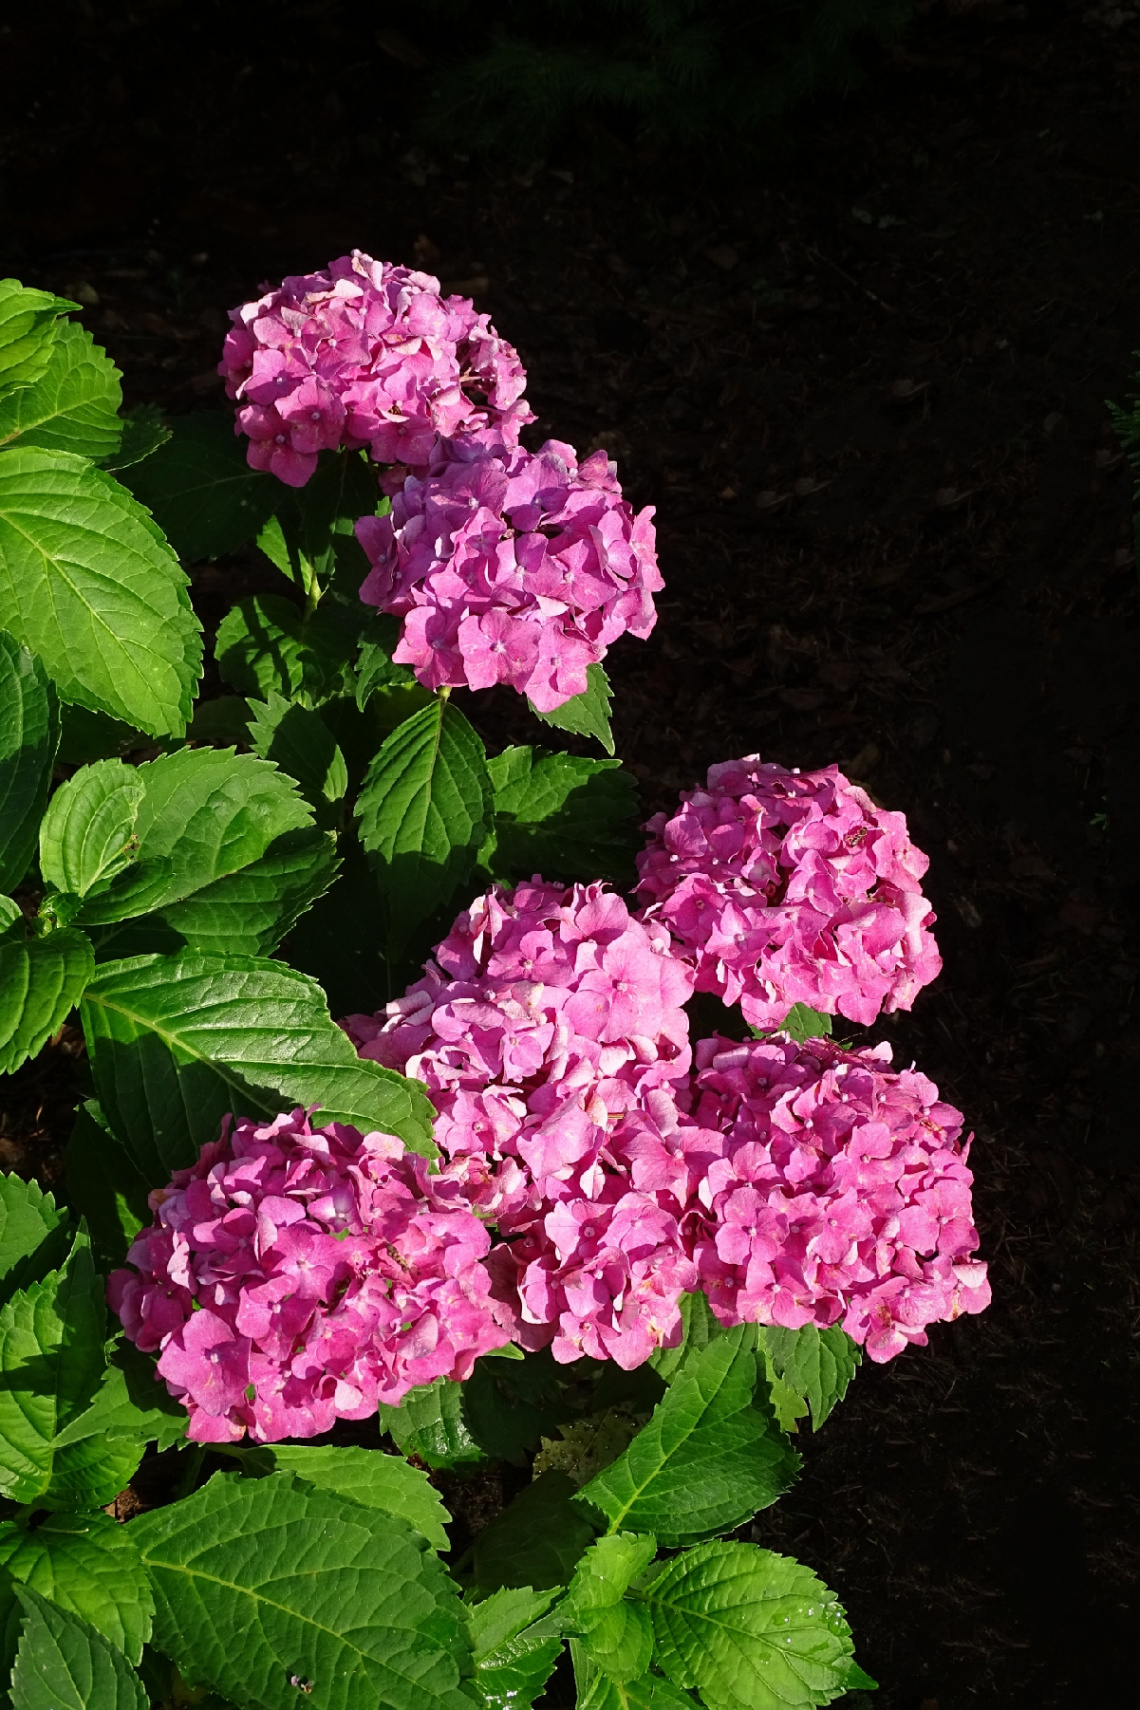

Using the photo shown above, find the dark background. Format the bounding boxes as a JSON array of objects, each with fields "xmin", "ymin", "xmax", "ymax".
[{"xmin": 3, "ymin": 2, "xmax": 1140, "ymax": 1705}]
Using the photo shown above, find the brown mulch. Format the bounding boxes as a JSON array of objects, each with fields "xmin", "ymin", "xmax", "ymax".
[{"xmin": 4, "ymin": 1, "xmax": 1140, "ymax": 1704}]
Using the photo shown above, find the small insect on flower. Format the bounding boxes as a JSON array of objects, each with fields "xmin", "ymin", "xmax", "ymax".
[{"xmin": 289, "ymin": 1675, "xmax": 314, "ymax": 1694}]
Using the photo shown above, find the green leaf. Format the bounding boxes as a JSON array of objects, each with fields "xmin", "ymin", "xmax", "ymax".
[
  {"xmin": 257, "ymin": 449, "xmax": 379, "ymax": 598},
  {"xmin": 99, "ymin": 405, "xmax": 170, "ymax": 472},
  {"xmin": 132, "ymin": 1471, "xmax": 475, "ymax": 1710},
  {"xmin": 0, "ymin": 1175, "xmax": 70, "ymax": 1316},
  {"xmin": 378, "ymin": 1377, "xmax": 488, "ymax": 1472},
  {"xmin": 775, "ymin": 1005, "xmax": 833, "ymax": 1043},
  {"xmin": 54, "ymin": 1337, "xmax": 186, "ymax": 1454},
  {"xmin": 577, "ymin": 1329, "xmax": 800, "ymax": 1547},
  {"xmin": 39, "ymin": 760, "xmax": 146, "ymax": 899},
  {"xmin": 648, "ymin": 1292, "xmax": 723, "ymax": 1386},
  {"xmin": 462, "ymin": 1356, "xmax": 567, "ymax": 1464},
  {"xmin": 481, "ymin": 746, "xmax": 639, "ymax": 885},
  {"xmin": 235, "ymin": 1445, "xmax": 449, "ymax": 1550},
  {"xmin": 355, "ymin": 699, "xmax": 492, "ymax": 960},
  {"xmin": 759, "ymin": 1327, "xmax": 860, "ymax": 1432},
  {"xmin": 468, "ymin": 1587, "xmax": 562, "ymax": 1710},
  {"xmin": 0, "ymin": 322, "xmax": 122, "ymax": 462},
  {"xmin": 530, "ymin": 663, "xmax": 614, "ymax": 756},
  {"xmin": 74, "ymin": 747, "xmax": 337, "ymax": 954},
  {"xmin": 10, "ymin": 1586, "xmax": 149, "ymax": 1710},
  {"xmin": 638, "ymin": 1541, "xmax": 860, "ymax": 1710},
  {"xmin": 214, "ymin": 593, "xmax": 313, "ymax": 702},
  {"xmin": 0, "ymin": 929, "xmax": 94, "ymax": 1075},
  {"xmin": 116, "ymin": 412, "xmax": 279, "ymax": 562},
  {"xmin": 0, "ymin": 283, "xmax": 77, "ymax": 399},
  {"xmin": 563, "ymin": 1535, "xmax": 657, "ymax": 1682},
  {"xmin": 0, "ymin": 630, "xmax": 59, "ymax": 893},
  {"xmin": 0, "ymin": 449, "xmax": 202, "ymax": 738},
  {"xmin": 572, "ymin": 1644, "xmax": 698, "ymax": 1710},
  {"xmin": 0, "ymin": 1512, "xmax": 152, "ymax": 1663},
  {"xmin": 247, "ymin": 692, "xmax": 348, "ymax": 811},
  {"xmin": 79, "ymin": 949, "xmax": 436, "ymax": 1181},
  {"xmin": 355, "ymin": 616, "xmax": 417, "ymax": 710},
  {"xmin": 0, "ymin": 1227, "xmax": 111, "ymax": 1506},
  {"xmin": 473, "ymin": 1472, "xmax": 597, "ymax": 1595}
]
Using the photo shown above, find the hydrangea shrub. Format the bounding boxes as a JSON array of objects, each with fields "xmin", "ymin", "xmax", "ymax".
[{"xmin": 0, "ymin": 257, "xmax": 982, "ymax": 1709}]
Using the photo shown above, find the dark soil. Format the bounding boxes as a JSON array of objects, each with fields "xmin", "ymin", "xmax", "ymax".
[{"xmin": 4, "ymin": 1, "xmax": 1140, "ymax": 1704}]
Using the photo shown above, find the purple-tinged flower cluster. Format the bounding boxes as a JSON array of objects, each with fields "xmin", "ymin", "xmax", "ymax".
[
  {"xmin": 343, "ymin": 879, "xmax": 694, "ymax": 1233},
  {"xmin": 355, "ymin": 437, "xmax": 662, "ymax": 710},
  {"xmin": 107, "ymin": 1109, "xmax": 507, "ymax": 1444},
  {"xmin": 219, "ymin": 251, "xmax": 532, "ymax": 487},
  {"xmin": 682, "ymin": 1035, "xmax": 990, "ymax": 1362},
  {"xmin": 636, "ymin": 756, "xmax": 942, "ymax": 1029}
]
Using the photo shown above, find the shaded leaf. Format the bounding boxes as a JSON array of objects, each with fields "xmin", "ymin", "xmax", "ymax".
[
  {"xmin": 474, "ymin": 1472, "xmax": 597, "ymax": 1595},
  {"xmin": 378, "ymin": 1377, "xmax": 488, "ymax": 1472},
  {"xmin": 530, "ymin": 663, "xmax": 614, "ymax": 755},
  {"xmin": 759, "ymin": 1326, "xmax": 859, "ymax": 1432},
  {"xmin": 0, "ymin": 1512, "xmax": 152, "ymax": 1662},
  {"xmin": 0, "ymin": 1175, "xmax": 70, "ymax": 1311},
  {"xmin": 0, "ymin": 629, "xmax": 59, "ymax": 893},
  {"xmin": 577, "ymin": 1329, "xmax": 800, "ymax": 1547},
  {"xmin": 214, "ymin": 594, "xmax": 312, "ymax": 702},
  {"xmin": 54, "ymin": 1339, "xmax": 187, "ymax": 1455},
  {"xmin": 10, "ymin": 1586, "xmax": 149, "ymax": 1710},
  {"xmin": 247, "ymin": 692, "xmax": 348, "ymax": 810},
  {"xmin": 648, "ymin": 1292, "xmax": 723, "ymax": 1386},
  {"xmin": 235, "ymin": 1444, "xmax": 449, "ymax": 1550},
  {"xmin": 80, "ymin": 950, "xmax": 436, "ymax": 1181},
  {"xmin": 0, "ymin": 929, "xmax": 94, "ymax": 1075},
  {"xmin": 481, "ymin": 746, "xmax": 639, "ymax": 886},
  {"xmin": 132, "ymin": 1471, "xmax": 475, "ymax": 1710},
  {"xmin": 0, "ymin": 322, "xmax": 122, "ymax": 462},
  {"xmin": 0, "ymin": 449, "xmax": 202, "ymax": 737},
  {"xmin": 39, "ymin": 760, "xmax": 146, "ymax": 899},
  {"xmin": 116, "ymin": 412, "xmax": 279, "ymax": 561},
  {"xmin": 468, "ymin": 1587, "xmax": 562, "ymax": 1710},
  {"xmin": 99, "ymin": 405, "xmax": 170, "ymax": 472}
]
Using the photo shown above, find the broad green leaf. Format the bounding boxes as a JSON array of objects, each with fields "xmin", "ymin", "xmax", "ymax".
[
  {"xmin": 70, "ymin": 859, "xmax": 174, "ymax": 929},
  {"xmin": 144, "ymin": 826, "xmax": 339, "ymax": 958},
  {"xmin": 0, "ymin": 629, "xmax": 58, "ymax": 893},
  {"xmin": 38, "ymin": 760, "xmax": 146, "ymax": 898},
  {"xmin": 257, "ymin": 449, "xmax": 380, "ymax": 597},
  {"xmin": 530, "ymin": 663, "xmax": 614, "ymax": 755},
  {"xmin": 186, "ymin": 693, "xmax": 253, "ymax": 746},
  {"xmin": 40, "ymin": 1431, "xmax": 144, "ymax": 1513},
  {"xmin": 0, "ymin": 283, "xmax": 77, "ymax": 399},
  {"xmin": 236, "ymin": 1445, "xmax": 449, "ymax": 1550},
  {"xmin": 378, "ymin": 1377, "xmax": 488, "ymax": 1472},
  {"xmin": 648, "ymin": 1292, "xmax": 723, "ymax": 1386},
  {"xmin": 54, "ymin": 1338, "xmax": 186, "ymax": 1455},
  {"xmin": 577, "ymin": 1329, "xmax": 800, "ymax": 1547},
  {"xmin": 99, "ymin": 405, "xmax": 170, "ymax": 472},
  {"xmin": 132, "ymin": 1471, "xmax": 475, "ymax": 1710},
  {"xmin": 563, "ymin": 1535, "xmax": 657, "ymax": 1682},
  {"xmin": 215, "ymin": 593, "xmax": 313, "ymax": 702},
  {"xmin": 759, "ymin": 1327, "xmax": 860, "ymax": 1432},
  {"xmin": 10, "ymin": 1586, "xmax": 149, "ymax": 1710},
  {"xmin": 356, "ymin": 699, "xmax": 492, "ymax": 960},
  {"xmin": 462, "ymin": 1356, "xmax": 567, "ymax": 1464},
  {"xmin": 468, "ymin": 1587, "xmax": 562, "ymax": 1710},
  {"xmin": 80, "ymin": 950, "xmax": 436, "ymax": 1180},
  {"xmin": 473, "ymin": 1472, "xmax": 597, "ymax": 1595},
  {"xmin": 0, "ymin": 1568, "xmax": 21, "ymax": 1708},
  {"xmin": 572, "ymin": 1642, "xmax": 698, "ymax": 1710},
  {"xmin": 0, "ymin": 1174, "xmax": 69, "ymax": 1308},
  {"xmin": 0, "ymin": 449, "xmax": 202, "ymax": 737},
  {"xmin": 0, "ymin": 929, "xmax": 94, "ymax": 1075},
  {"xmin": 775, "ymin": 1005, "xmax": 833, "ymax": 1043},
  {"xmin": 0, "ymin": 1227, "xmax": 110, "ymax": 1506},
  {"xmin": 247, "ymin": 692, "xmax": 348, "ymax": 810},
  {"xmin": 481, "ymin": 746, "xmax": 639, "ymax": 886},
  {"xmin": 0, "ymin": 1512, "xmax": 152, "ymax": 1662},
  {"xmin": 0, "ymin": 323, "xmax": 122, "ymax": 461},
  {"xmin": 638, "ymin": 1542, "xmax": 861, "ymax": 1710},
  {"xmin": 355, "ymin": 615, "xmax": 417, "ymax": 710},
  {"xmin": 0, "ymin": 894, "xmax": 20, "ymax": 936},
  {"xmin": 116, "ymin": 412, "xmax": 279, "ymax": 562}
]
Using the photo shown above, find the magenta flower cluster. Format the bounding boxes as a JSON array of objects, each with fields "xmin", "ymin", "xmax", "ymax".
[
  {"xmin": 108, "ymin": 1109, "xmax": 507, "ymax": 1444},
  {"xmin": 635, "ymin": 756, "xmax": 942, "ymax": 1029},
  {"xmin": 684, "ymin": 1036, "xmax": 991, "ymax": 1362},
  {"xmin": 355, "ymin": 438, "xmax": 662, "ymax": 710},
  {"xmin": 218, "ymin": 251, "xmax": 531, "ymax": 487}
]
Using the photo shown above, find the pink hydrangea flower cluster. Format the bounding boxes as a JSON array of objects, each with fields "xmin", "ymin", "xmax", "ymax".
[
  {"xmin": 218, "ymin": 250, "xmax": 532, "ymax": 486},
  {"xmin": 355, "ymin": 437, "xmax": 662, "ymax": 710},
  {"xmin": 682, "ymin": 1035, "xmax": 991, "ymax": 1362},
  {"xmin": 635, "ymin": 756, "xmax": 942, "ymax": 1029},
  {"xmin": 107, "ymin": 1109, "xmax": 507, "ymax": 1444}
]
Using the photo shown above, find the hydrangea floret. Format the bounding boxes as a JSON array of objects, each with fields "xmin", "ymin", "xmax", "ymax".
[
  {"xmin": 219, "ymin": 250, "xmax": 532, "ymax": 486},
  {"xmin": 636, "ymin": 755, "xmax": 942, "ymax": 1028},
  {"xmin": 355, "ymin": 436, "xmax": 662, "ymax": 709},
  {"xmin": 108, "ymin": 1109, "xmax": 508, "ymax": 1443},
  {"xmin": 682, "ymin": 1034, "xmax": 991, "ymax": 1362}
]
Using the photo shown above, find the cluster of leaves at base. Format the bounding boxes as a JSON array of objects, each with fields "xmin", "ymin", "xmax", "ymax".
[
  {"xmin": 0, "ymin": 1181, "xmax": 872, "ymax": 1709},
  {"xmin": 403, "ymin": 0, "xmax": 913, "ymax": 158}
]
